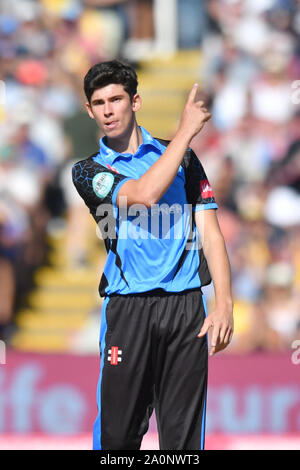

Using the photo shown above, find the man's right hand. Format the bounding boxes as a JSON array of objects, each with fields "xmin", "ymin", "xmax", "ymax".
[{"xmin": 178, "ymin": 84, "xmax": 211, "ymax": 140}]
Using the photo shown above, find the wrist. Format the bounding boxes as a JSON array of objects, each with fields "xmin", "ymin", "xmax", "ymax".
[
  {"xmin": 215, "ymin": 297, "xmax": 234, "ymax": 311},
  {"xmin": 173, "ymin": 126, "xmax": 194, "ymax": 146}
]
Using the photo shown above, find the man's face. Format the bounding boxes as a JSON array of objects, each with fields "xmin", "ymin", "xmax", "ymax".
[{"xmin": 86, "ymin": 83, "xmax": 141, "ymax": 140}]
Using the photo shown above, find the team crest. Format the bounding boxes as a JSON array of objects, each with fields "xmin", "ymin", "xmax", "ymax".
[{"xmin": 92, "ymin": 172, "xmax": 114, "ymax": 198}]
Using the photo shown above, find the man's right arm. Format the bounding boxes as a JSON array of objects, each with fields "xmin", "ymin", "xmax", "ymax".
[{"xmin": 117, "ymin": 84, "xmax": 211, "ymax": 208}]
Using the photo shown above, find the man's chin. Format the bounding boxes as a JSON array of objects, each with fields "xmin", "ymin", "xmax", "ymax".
[{"xmin": 105, "ymin": 127, "xmax": 127, "ymax": 140}]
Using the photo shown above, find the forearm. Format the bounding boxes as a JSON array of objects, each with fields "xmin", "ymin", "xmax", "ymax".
[
  {"xmin": 195, "ymin": 208, "xmax": 234, "ymax": 354},
  {"xmin": 117, "ymin": 83, "xmax": 211, "ymax": 208},
  {"xmin": 195, "ymin": 210, "xmax": 233, "ymax": 307},
  {"xmin": 136, "ymin": 129, "xmax": 191, "ymax": 206},
  {"xmin": 203, "ymin": 232, "xmax": 233, "ymax": 308}
]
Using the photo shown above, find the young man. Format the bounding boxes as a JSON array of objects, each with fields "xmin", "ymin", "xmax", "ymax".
[{"xmin": 72, "ymin": 60, "xmax": 233, "ymax": 450}]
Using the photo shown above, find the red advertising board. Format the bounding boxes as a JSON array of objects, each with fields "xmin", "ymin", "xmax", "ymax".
[
  {"xmin": 207, "ymin": 353, "xmax": 300, "ymax": 434},
  {"xmin": 0, "ymin": 349, "xmax": 299, "ymax": 436},
  {"xmin": 0, "ymin": 350, "xmax": 99, "ymax": 434}
]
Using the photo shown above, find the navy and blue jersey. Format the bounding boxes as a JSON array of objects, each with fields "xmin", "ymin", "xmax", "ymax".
[{"xmin": 72, "ymin": 126, "xmax": 218, "ymax": 296}]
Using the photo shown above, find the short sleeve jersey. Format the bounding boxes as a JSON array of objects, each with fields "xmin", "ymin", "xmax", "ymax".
[{"xmin": 72, "ymin": 126, "xmax": 218, "ymax": 296}]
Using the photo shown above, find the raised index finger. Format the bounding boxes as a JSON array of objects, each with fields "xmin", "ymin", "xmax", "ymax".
[{"xmin": 187, "ymin": 83, "xmax": 199, "ymax": 103}]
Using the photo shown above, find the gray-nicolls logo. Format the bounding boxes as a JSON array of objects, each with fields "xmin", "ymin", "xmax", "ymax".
[{"xmin": 108, "ymin": 347, "xmax": 122, "ymax": 365}]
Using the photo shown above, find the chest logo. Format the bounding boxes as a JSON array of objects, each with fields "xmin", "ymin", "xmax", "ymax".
[{"xmin": 92, "ymin": 172, "xmax": 114, "ymax": 198}]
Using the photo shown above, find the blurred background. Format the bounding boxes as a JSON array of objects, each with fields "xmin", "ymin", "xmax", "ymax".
[{"xmin": 0, "ymin": 0, "xmax": 300, "ymax": 450}]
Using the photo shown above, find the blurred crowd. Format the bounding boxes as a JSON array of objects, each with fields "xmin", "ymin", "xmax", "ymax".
[
  {"xmin": 0, "ymin": 0, "xmax": 299, "ymax": 353},
  {"xmin": 0, "ymin": 0, "xmax": 137, "ymax": 338},
  {"xmin": 192, "ymin": 0, "xmax": 300, "ymax": 353}
]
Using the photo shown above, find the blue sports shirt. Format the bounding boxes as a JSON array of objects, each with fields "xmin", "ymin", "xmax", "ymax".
[{"xmin": 72, "ymin": 126, "xmax": 218, "ymax": 296}]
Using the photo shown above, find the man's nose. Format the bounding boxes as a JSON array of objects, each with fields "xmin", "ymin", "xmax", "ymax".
[{"xmin": 104, "ymin": 102, "xmax": 113, "ymax": 116}]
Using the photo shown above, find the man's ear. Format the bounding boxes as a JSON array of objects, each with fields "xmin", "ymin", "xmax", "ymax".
[
  {"xmin": 131, "ymin": 93, "xmax": 142, "ymax": 113},
  {"xmin": 86, "ymin": 102, "xmax": 95, "ymax": 119}
]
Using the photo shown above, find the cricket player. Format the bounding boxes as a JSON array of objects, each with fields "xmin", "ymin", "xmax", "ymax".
[{"xmin": 72, "ymin": 60, "xmax": 233, "ymax": 450}]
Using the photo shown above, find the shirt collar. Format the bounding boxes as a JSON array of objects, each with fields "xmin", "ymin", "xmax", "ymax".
[{"xmin": 99, "ymin": 126, "xmax": 164, "ymax": 165}]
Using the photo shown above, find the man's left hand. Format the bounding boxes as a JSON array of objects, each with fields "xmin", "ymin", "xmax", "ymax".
[{"xmin": 197, "ymin": 306, "xmax": 234, "ymax": 356}]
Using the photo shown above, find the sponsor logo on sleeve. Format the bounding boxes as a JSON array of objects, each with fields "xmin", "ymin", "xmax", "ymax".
[
  {"xmin": 92, "ymin": 172, "xmax": 114, "ymax": 198},
  {"xmin": 200, "ymin": 179, "xmax": 214, "ymax": 199}
]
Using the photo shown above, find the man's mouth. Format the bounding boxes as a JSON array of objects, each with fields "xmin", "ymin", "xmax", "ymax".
[{"xmin": 105, "ymin": 120, "xmax": 118, "ymax": 129}]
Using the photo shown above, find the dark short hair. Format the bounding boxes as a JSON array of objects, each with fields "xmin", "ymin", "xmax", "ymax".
[{"xmin": 84, "ymin": 60, "xmax": 138, "ymax": 103}]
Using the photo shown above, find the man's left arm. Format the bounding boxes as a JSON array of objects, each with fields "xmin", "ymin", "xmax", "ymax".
[{"xmin": 195, "ymin": 209, "xmax": 234, "ymax": 355}]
